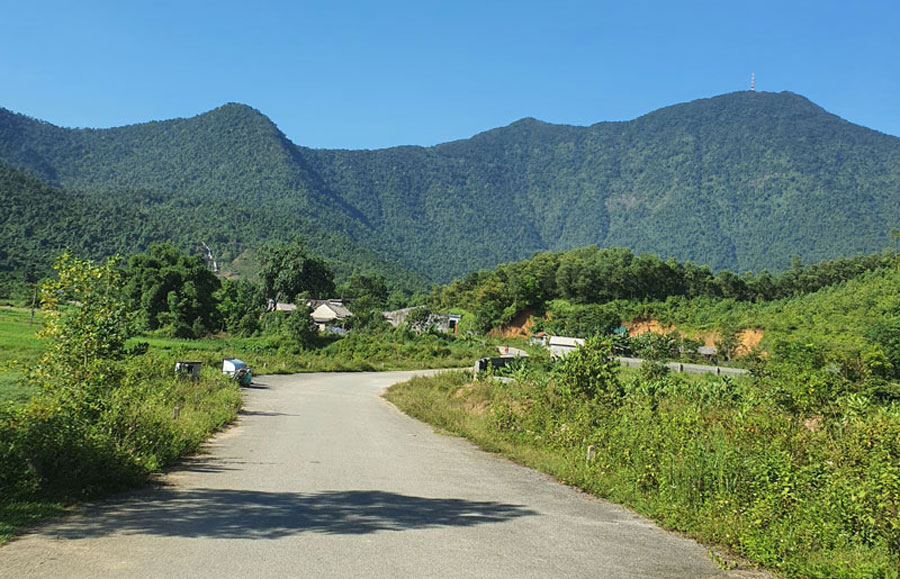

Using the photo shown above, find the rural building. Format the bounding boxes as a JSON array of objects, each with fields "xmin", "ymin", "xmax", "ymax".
[
  {"xmin": 548, "ymin": 336, "xmax": 585, "ymax": 358},
  {"xmin": 383, "ymin": 307, "xmax": 416, "ymax": 328},
  {"xmin": 310, "ymin": 300, "xmax": 353, "ymax": 330},
  {"xmin": 266, "ymin": 299, "xmax": 298, "ymax": 313},
  {"xmin": 697, "ymin": 345, "xmax": 718, "ymax": 361},
  {"xmin": 382, "ymin": 309, "xmax": 462, "ymax": 333}
]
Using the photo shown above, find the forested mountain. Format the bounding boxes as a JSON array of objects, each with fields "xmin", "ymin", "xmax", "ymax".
[
  {"xmin": 0, "ymin": 157, "xmax": 423, "ymax": 296},
  {"xmin": 1, "ymin": 91, "xmax": 899, "ymax": 285}
]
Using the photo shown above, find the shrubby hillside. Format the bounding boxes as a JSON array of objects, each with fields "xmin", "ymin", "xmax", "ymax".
[{"xmin": 1, "ymin": 91, "xmax": 899, "ymax": 284}]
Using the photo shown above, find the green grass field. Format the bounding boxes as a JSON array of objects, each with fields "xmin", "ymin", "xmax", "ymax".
[
  {"xmin": 0, "ymin": 306, "xmax": 500, "ymax": 407},
  {"xmin": 0, "ymin": 307, "xmax": 43, "ymax": 405}
]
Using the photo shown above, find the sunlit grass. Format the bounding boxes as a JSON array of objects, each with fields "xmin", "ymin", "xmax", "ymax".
[{"xmin": 0, "ymin": 307, "xmax": 44, "ymax": 405}]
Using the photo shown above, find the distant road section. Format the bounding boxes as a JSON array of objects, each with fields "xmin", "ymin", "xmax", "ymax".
[
  {"xmin": 0, "ymin": 371, "xmax": 763, "ymax": 578},
  {"xmin": 617, "ymin": 357, "xmax": 751, "ymax": 377}
]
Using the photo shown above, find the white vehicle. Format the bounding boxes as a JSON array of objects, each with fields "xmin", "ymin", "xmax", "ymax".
[{"xmin": 222, "ymin": 358, "xmax": 252, "ymax": 386}]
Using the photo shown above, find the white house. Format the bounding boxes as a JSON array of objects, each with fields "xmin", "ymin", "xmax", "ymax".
[
  {"xmin": 310, "ymin": 300, "xmax": 353, "ymax": 330},
  {"xmin": 548, "ymin": 336, "xmax": 585, "ymax": 358}
]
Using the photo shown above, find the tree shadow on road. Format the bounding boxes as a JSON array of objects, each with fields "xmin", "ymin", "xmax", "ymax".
[{"xmin": 54, "ymin": 489, "xmax": 538, "ymax": 539}]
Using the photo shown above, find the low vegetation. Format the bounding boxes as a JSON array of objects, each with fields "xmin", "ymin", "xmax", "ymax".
[
  {"xmin": 0, "ymin": 255, "xmax": 241, "ymax": 542},
  {"xmin": 386, "ymin": 341, "xmax": 900, "ymax": 578},
  {"xmin": 387, "ymin": 252, "xmax": 900, "ymax": 578}
]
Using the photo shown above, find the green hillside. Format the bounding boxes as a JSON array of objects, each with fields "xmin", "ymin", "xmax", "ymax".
[
  {"xmin": 1, "ymin": 91, "xmax": 899, "ymax": 283},
  {"xmin": 0, "ymin": 161, "xmax": 424, "ymax": 297},
  {"xmin": 304, "ymin": 91, "xmax": 900, "ymax": 278}
]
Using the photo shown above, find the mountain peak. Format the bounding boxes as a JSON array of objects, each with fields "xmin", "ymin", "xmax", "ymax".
[{"xmin": 199, "ymin": 102, "xmax": 273, "ymax": 123}]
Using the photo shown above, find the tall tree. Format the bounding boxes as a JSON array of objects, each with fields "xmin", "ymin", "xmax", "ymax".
[
  {"xmin": 124, "ymin": 244, "xmax": 221, "ymax": 338},
  {"xmin": 257, "ymin": 237, "xmax": 335, "ymax": 302}
]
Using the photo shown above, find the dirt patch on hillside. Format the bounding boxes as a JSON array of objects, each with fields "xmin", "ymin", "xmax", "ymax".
[
  {"xmin": 492, "ymin": 309, "xmax": 537, "ymax": 338},
  {"xmin": 626, "ymin": 319, "xmax": 765, "ymax": 357},
  {"xmin": 735, "ymin": 328, "xmax": 764, "ymax": 356},
  {"xmin": 627, "ymin": 319, "xmax": 675, "ymax": 337}
]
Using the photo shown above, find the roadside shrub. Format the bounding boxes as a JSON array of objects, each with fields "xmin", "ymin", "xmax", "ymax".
[
  {"xmin": 1, "ymin": 254, "xmax": 242, "ymax": 506},
  {"xmin": 553, "ymin": 335, "xmax": 622, "ymax": 403},
  {"xmin": 629, "ymin": 332, "xmax": 681, "ymax": 361},
  {"xmin": 285, "ymin": 307, "xmax": 318, "ymax": 351}
]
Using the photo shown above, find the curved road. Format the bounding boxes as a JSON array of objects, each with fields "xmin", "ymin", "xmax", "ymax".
[{"xmin": 1, "ymin": 371, "xmax": 764, "ymax": 578}]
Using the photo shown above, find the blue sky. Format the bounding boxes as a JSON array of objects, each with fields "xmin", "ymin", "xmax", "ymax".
[{"xmin": 1, "ymin": 0, "xmax": 897, "ymax": 149}]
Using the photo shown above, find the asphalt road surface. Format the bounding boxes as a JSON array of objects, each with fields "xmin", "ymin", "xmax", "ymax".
[{"xmin": 0, "ymin": 371, "xmax": 765, "ymax": 578}]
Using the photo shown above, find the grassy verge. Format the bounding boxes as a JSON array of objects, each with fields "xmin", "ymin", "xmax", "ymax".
[
  {"xmin": 0, "ymin": 358, "xmax": 241, "ymax": 544},
  {"xmin": 0, "ymin": 501, "xmax": 65, "ymax": 543},
  {"xmin": 385, "ymin": 368, "xmax": 900, "ymax": 578}
]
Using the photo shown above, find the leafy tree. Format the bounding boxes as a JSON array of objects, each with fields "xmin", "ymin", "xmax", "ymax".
[
  {"xmin": 217, "ymin": 278, "xmax": 265, "ymax": 336},
  {"xmin": 31, "ymin": 252, "xmax": 133, "ymax": 408},
  {"xmin": 285, "ymin": 306, "xmax": 318, "ymax": 350},
  {"xmin": 405, "ymin": 306, "xmax": 433, "ymax": 332},
  {"xmin": 257, "ymin": 237, "xmax": 335, "ymax": 302},
  {"xmin": 124, "ymin": 244, "xmax": 221, "ymax": 338},
  {"xmin": 866, "ymin": 319, "xmax": 900, "ymax": 379},
  {"xmin": 342, "ymin": 272, "xmax": 389, "ymax": 308}
]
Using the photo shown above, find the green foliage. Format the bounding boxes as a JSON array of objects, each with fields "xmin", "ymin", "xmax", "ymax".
[
  {"xmin": 124, "ymin": 244, "xmax": 221, "ymax": 338},
  {"xmin": 404, "ymin": 305, "xmax": 432, "ymax": 332},
  {"xmin": 1, "ymin": 255, "xmax": 240, "ymax": 533},
  {"xmin": 553, "ymin": 336, "xmax": 622, "ymax": 402},
  {"xmin": 3, "ymin": 91, "xmax": 900, "ymax": 289},
  {"xmin": 341, "ymin": 272, "xmax": 389, "ymax": 309},
  {"xmin": 257, "ymin": 237, "xmax": 335, "ymax": 302},
  {"xmin": 216, "ymin": 278, "xmax": 265, "ymax": 336},
  {"xmin": 433, "ymin": 244, "xmax": 900, "ymax": 334},
  {"xmin": 320, "ymin": 326, "xmax": 491, "ymax": 369},
  {"xmin": 33, "ymin": 252, "xmax": 133, "ymax": 406},
  {"xmin": 866, "ymin": 320, "xmax": 900, "ymax": 380},
  {"xmin": 0, "ymin": 157, "xmax": 425, "ymax": 302},
  {"xmin": 0, "ymin": 307, "xmax": 44, "ymax": 405},
  {"xmin": 542, "ymin": 300, "xmax": 620, "ymax": 338},
  {"xmin": 284, "ymin": 307, "xmax": 318, "ymax": 351}
]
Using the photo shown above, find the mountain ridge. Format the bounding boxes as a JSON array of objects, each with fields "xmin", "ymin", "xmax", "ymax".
[{"xmin": 1, "ymin": 90, "xmax": 899, "ymax": 284}]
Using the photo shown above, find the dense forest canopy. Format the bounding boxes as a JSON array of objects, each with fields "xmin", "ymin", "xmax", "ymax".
[
  {"xmin": 429, "ymin": 245, "xmax": 900, "ymax": 333},
  {"xmin": 0, "ymin": 160, "xmax": 425, "ymax": 298},
  {"xmin": 1, "ymin": 90, "xmax": 899, "ymax": 288}
]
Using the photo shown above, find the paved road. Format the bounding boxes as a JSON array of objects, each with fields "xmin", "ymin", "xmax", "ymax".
[{"xmin": 0, "ymin": 371, "xmax": 763, "ymax": 578}]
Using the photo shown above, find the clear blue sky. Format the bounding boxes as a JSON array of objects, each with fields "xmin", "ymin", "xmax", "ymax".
[{"xmin": 1, "ymin": 0, "xmax": 897, "ymax": 149}]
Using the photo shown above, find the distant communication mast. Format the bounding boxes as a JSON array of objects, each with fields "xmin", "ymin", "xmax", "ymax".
[{"xmin": 750, "ymin": 72, "xmax": 755, "ymax": 92}]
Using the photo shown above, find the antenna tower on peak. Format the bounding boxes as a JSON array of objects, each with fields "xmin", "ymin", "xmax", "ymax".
[{"xmin": 750, "ymin": 72, "xmax": 755, "ymax": 92}]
